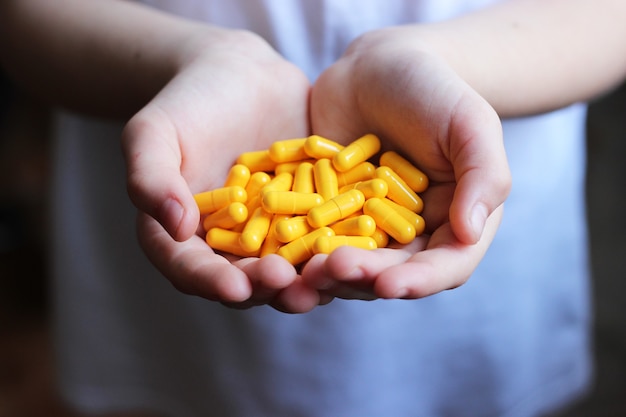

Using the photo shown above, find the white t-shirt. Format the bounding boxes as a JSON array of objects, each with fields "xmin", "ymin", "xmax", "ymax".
[{"xmin": 51, "ymin": 1, "xmax": 592, "ymax": 416}]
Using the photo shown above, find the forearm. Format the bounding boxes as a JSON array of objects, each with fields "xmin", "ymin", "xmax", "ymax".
[
  {"xmin": 415, "ymin": 0, "xmax": 626, "ymax": 117},
  {"xmin": 0, "ymin": 0, "xmax": 215, "ymax": 118}
]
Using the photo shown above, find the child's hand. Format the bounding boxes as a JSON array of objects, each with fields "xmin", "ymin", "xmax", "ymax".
[
  {"xmin": 121, "ymin": 30, "xmax": 321, "ymax": 312},
  {"xmin": 302, "ymin": 27, "xmax": 511, "ymax": 300}
]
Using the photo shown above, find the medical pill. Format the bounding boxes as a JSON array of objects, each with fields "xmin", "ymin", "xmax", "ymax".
[
  {"xmin": 202, "ymin": 201, "xmax": 248, "ymax": 231},
  {"xmin": 379, "ymin": 151, "xmax": 429, "ymax": 193},
  {"xmin": 375, "ymin": 166, "xmax": 423, "ymax": 213},
  {"xmin": 313, "ymin": 158, "xmax": 339, "ymax": 201},
  {"xmin": 269, "ymin": 138, "xmax": 309, "ymax": 163},
  {"xmin": 277, "ymin": 227, "xmax": 334, "ymax": 265},
  {"xmin": 236, "ymin": 149, "xmax": 277, "ymax": 173},
  {"xmin": 332, "ymin": 133, "xmax": 381, "ymax": 172},
  {"xmin": 261, "ymin": 172, "xmax": 294, "ymax": 195},
  {"xmin": 275, "ymin": 215, "xmax": 314, "ymax": 243},
  {"xmin": 381, "ymin": 198, "xmax": 425, "ymax": 235},
  {"xmin": 292, "ymin": 161, "xmax": 315, "ymax": 193},
  {"xmin": 307, "ymin": 189, "xmax": 365, "ymax": 228},
  {"xmin": 240, "ymin": 207, "xmax": 273, "ymax": 252},
  {"xmin": 275, "ymin": 159, "xmax": 315, "ymax": 176},
  {"xmin": 262, "ymin": 191, "xmax": 324, "ymax": 215},
  {"xmin": 363, "ymin": 198, "xmax": 416, "ymax": 244},
  {"xmin": 304, "ymin": 135, "xmax": 344, "ymax": 159},
  {"xmin": 245, "ymin": 172, "xmax": 272, "ymax": 214},
  {"xmin": 329, "ymin": 214, "xmax": 376, "ymax": 237},
  {"xmin": 335, "ymin": 162, "xmax": 376, "ymax": 187},
  {"xmin": 370, "ymin": 227, "xmax": 390, "ymax": 248},
  {"xmin": 313, "ymin": 235, "xmax": 377, "ymax": 254},
  {"xmin": 240, "ymin": 172, "xmax": 272, "ymax": 218},
  {"xmin": 194, "ymin": 186, "xmax": 247, "ymax": 215},
  {"xmin": 245, "ymin": 172, "xmax": 272, "ymax": 196},
  {"xmin": 197, "ymin": 133, "xmax": 429, "ymax": 263},
  {"xmin": 260, "ymin": 214, "xmax": 290, "ymax": 257},
  {"xmin": 339, "ymin": 178, "xmax": 388, "ymax": 199},
  {"xmin": 223, "ymin": 164, "xmax": 251, "ymax": 188},
  {"xmin": 206, "ymin": 228, "xmax": 260, "ymax": 258}
]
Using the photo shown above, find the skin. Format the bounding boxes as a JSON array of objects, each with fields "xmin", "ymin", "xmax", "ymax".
[
  {"xmin": 1, "ymin": 0, "xmax": 626, "ymax": 313},
  {"xmin": 301, "ymin": 0, "xmax": 626, "ymax": 299},
  {"xmin": 303, "ymin": 38, "xmax": 509, "ymax": 299}
]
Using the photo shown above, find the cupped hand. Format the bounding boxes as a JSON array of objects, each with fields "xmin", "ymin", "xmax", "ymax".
[
  {"xmin": 121, "ymin": 29, "xmax": 320, "ymax": 312},
  {"xmin": 302, "ymin": 27, "xmax": 511, "ymax": 300}
]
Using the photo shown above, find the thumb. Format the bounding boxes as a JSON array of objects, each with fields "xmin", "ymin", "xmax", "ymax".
[
  {"xmin": 447, "ymin": 96, "xmax": 511, "ymax": 244},
  {"xmin": 121, "ymin": 107, "xmax": 199, "ymax": 242}
]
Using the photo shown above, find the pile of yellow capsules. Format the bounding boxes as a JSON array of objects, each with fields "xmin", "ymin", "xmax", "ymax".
[{"xmin": 193, "ymin": 133, "xmax": 428, "ymax": 265}]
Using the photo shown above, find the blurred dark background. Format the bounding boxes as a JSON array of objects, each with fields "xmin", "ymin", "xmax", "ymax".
[{"xmin": 0, "ymin": 69, "xmax": 625, "ymax": 416}]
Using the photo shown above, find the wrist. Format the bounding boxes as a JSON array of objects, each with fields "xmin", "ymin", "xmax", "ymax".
[{"xmin": 174, "ymin": 24, "xmax": 282, "ymax": 73}]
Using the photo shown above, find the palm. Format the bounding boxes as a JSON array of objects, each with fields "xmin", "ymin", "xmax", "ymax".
[
  {"xmin": 304, "ymin": 31, "xmax": 509, "ymax": 299},
  {"xmin": 123, "ymin": 36, "xmax": 319, "ymax": 312},
  {"xmin": 163, "ymin": 48, "xmax": 310, "ymax": 192}
]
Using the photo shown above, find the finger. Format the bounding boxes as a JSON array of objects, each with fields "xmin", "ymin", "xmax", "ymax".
[
  {"xmin": 301, "ymin": 240, "xmax": 427, "ymax": 300},
  {"xmin": 223, "ymin": 256, "xmax": 322, "ymax": 312},
  {"xmin": 235, "ymin": 254, "xmax": 297, "ymax": 301},
  {"xmin": 300, "ymin": 254, "xmax": 333, "ymax": 290},
  {"xmin": 324, "ymin": 243, "xmax": 422, "ymax": 282},
  {"xmin": 446, "ymin": 92, "xmax": 511, "ymax": 244},
  {"xmin": 136, "ymin": 212, "xmax": 252, "ymax": 302},
  {"xmin": 301, "ymin": 252, "xmax": 377, "ymax": 299},
  {"xmin": 122, "ymin": 106, "xmax": 199, "ymax": 242},
  {"xmin": 374, "ymin": 205, "xmax": 503, "ymax": 299},
  {"xmin": 238, "ymin": 254, "xmax": 330, "ymax": 313},
  {"xmin": 271, "ymin": 277, "xmax": 322, "ymax": 313},
  {"xmin": 222, "ymin": 258, "xmax": 322, "ymax": 313}
]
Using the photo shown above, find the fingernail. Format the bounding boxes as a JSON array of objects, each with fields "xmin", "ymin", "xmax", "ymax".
[
  {"xmin": 393, "ymin": 287, "xmax": 409, "ymax": 299},
  {"xmin": 316, "ymin": 276, "xmax": 336, "ymax": 290},
  {"xmin": 161, "ymin": 198, "xmax": 184, "ymax": 237},
  {"xmin": 341, "ymin": 266, "xmax": 365, "ymax": 281},
  {"xmin": 470, "ymin": 203, "xmax": 488, "ymax": 242}
]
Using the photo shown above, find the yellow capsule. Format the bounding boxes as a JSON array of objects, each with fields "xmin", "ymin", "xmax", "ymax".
[
  {"xmin": 277, "ymin": 227, "xmax": 335, "ymax": 265},
  {"xmin": 245, "ymin": 171, "xmax": 271, "ymax": 195},
  {"xmin": 379, "ymin": 151, "xmax": 429, "ymax": 193},
  {"xmin": 202, "ymin": 201, "xmax": 248, "ymax": 231},
  {"xmin": 339, "ymin": 178, "xmax": 388, "ymax": 199},
  {"xmin": 260, "ymin": 214, "xmax": 290, "ymax": 257},
  {"xmin": 313, "ymin": 235, "xmax": 377, "ymax": 255},
  {"xmin": 332, "ymin": 133, "xmax": 381, "ymax": 172},
  {"xmin": 313, "ymin": 158, "xmax": 339, "ymax": 201},
  {"xmin": 363, "ymin": 198, "xmax": 416, "ymax": 244},
  {"xmin": 223, "ymin": 164, "xmax": 251, "ymax": 188},
  {"xmin": 240, "ymin": 207, "xmax": 273, "ymax": 252},
  {"xmin": 206, "ymin": 228, "xmax": 259, "ymax": 258},
  {"xmin": 251, "ymin": 173, "xmax": 293, "ymax": 222},
  {"xmin": 236, "ymin": 149, "xmax": 277, "ymax": 173},
  {"xmin": 292, "ymin": 161, "xmax": 315, "ymax": 193},
  {"xmin": 275, "ymin": 159, "xmax": 316, "ymax": 176},
  {"xmin": 330, "ymin": 214, "xmax": 376, "ymax": 237},
  {"xmin": 307, "ymin": 189, "xmax": 365, "ymax": 228},
  {"xmin": 335, "ymin": 162, "xmax": 376, "ymax": 187},
  {"xmin": 239, "ymin": 195, "xmax": 262, "ymax": 230},
  {"xmin": 239, "ymin": 172, "xmax": 272, "ymax": 229},
  {"xmin": 194, "ymin": 186, "xmax": 247, "ymax": 215},
  {"xmin": 370, "ymin": 227, "xmax": 390, "ymax": 248},
  {"xmin": 375, "ymin": 166, "xmax": 424, "ymax": 213},
  {"xmin": 275, "ymin": 215, "xmax": 314, "ymax": 243},
  {"xmin": 269, "ymin": 138, "xmax": 309, "ymax": 163},
  {"xmin": 303, "ymin": 135, "xmax": 345, "ymax": 159},
  {"xmin": 381, "ymin": 198, "xmax": 426, "ymax": 236},
  {"xmin": 260, "ymin": 172, "xmax": 294, "ymax": 196},
  {"xmin": 262, "ymin": 191, "xmax": 324, "ymax": 215}
]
